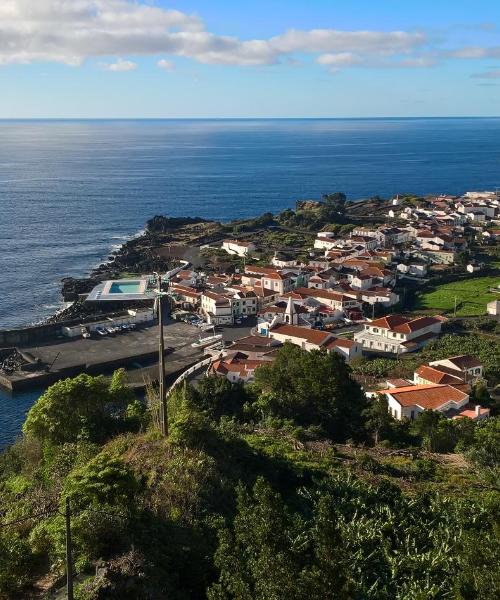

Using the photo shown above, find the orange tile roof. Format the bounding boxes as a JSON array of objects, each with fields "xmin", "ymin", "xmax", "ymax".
[
  {"xmin": 370, "ymin": 314, "xmax": 442, "ymax": 333},
  {"xmin": 378, "ymin": 384, "xmax": 468, "ymax": 409},
  {"xmin": 324, "ymin": 337, "xmax": 356, "ymax": 349},
  {"xmin": 415, "ymin": 365, "xmax": 463, "ymax": 385},
  {"xmin": 270, "ymin": 324, "xmax": 332, "ymax": 346}
]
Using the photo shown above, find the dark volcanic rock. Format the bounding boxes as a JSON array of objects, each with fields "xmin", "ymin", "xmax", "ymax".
[{"xmin": 61, "ymin": 277, "xmax": 100, "ymax": 302}]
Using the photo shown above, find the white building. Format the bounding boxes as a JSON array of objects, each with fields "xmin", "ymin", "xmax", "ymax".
[
  {"xmin": 377, "ymin": 383, "xmax": 489, "ymax": 422},
  {"xmin": 487, "ymin": 299, "xmax": 500, "ymax": 317},
  {"xmin": 354, "ymin": 314, "xmax": 444, "ymax": 355},
  {"xmin": 379, "ymin": 384, "xmax": 470, "ymax": 420},
  {"xmin": 314, "ymin": 232, "xmax": 337, "ymax": 251},
  {"xmin": 221, "ymin": 239, "xmax": 256, "ymax": 257},
  {"xmin": 267, "ymin": 323, "xmax": 362, "ymax": 362},
  {"xmin": 428, "ymin": 355, "xmax": 483, "ymax": 382},
  {"xmin": 201, "ymin": 291, "xmax": 233, "ymax": 325}
]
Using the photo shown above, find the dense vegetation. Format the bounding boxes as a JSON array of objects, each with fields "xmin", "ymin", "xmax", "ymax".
[
  {"xmin": 277, "ymin": 193, "xmax": 352, "ymax": 231},
  {"xmin": 0, "ymin": 348, "xmax": 499, "ymax": 599},
  {"xmin": 351, "ymin": 333, "xmax": 500, "ymax": 389}
]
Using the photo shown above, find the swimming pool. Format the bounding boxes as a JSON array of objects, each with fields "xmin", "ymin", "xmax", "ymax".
[{"xmin": 109, "ymin": 281, "xmax": 142, "ymax": 294}]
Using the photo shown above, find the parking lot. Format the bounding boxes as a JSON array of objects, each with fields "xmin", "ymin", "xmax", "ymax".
[{"xmin": 21, "ymin": 320, "xmax": 204, "ymax": 374}]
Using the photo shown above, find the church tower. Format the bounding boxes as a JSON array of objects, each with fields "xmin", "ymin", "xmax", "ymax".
[{"xmin": 284, "ymin": 296, "xmax": 299, "ymax": 325}]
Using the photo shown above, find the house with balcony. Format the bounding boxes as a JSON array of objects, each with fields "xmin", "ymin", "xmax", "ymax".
[
  {"xmin": 224, "ymin": 286, "xmax": 258, "ymax": 316},
  {"xmin": 354, "ymin": 314, "xmax": 444, "ymax": 355}
]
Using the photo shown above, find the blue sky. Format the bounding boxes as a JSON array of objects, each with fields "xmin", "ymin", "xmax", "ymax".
[{"xmin": 1, "ymin": 0, "xmax": 500, "ymax": 118}]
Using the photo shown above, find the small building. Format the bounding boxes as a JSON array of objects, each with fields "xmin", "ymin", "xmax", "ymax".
[
  {"xmin": 466, "ymin": 262, "xmax": 482, "ymax": 273},
  {"xmin": 487, "ymin": 300, "xmax": 500, "ymax": 317},
  {"xmin": 377, "ymin": 383, "xmax": 489, "ymax": 422},
  {"xmin": 210, "ymin": 356, "xmax": 268, "ymax": 383},
  {"xmin": 266, "ymin": 323, "xmax": 361, "ymax": 362},
  {"xmin": 428, "ymin": 355, "xmax": 483, "ymax": 383},
  {"xmin": 221, "ymin": 239, "xmax": 256, "ymax": 257}
]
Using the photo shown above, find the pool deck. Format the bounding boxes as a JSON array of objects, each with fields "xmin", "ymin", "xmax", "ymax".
[{"xmin": 0, "ymin": 321, "xmax": 205, "ymax": 392}]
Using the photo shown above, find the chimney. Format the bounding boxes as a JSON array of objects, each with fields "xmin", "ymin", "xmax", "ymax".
[{"xmin": 475, "ymin": 405, "xmax": 481, "ymax": 417}]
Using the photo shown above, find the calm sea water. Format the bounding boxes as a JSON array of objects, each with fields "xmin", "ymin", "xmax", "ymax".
[{"xmin": 1, "ymin": 117, "xmax": 500, "ymax": 448}]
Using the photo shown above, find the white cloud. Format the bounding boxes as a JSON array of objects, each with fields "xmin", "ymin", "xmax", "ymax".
[
  {"xmin": 103, "ymin": 58, "xmax": 136, "ymax": 72},
  {"xmin": 0, "ymin": 0, "xmax": 495, "ymax": 74},
  {"xmin": 449, "ymin": 46, "xmax": 500, "ymax": 59},
  {"xmin": 157, "ymin": 58, "xmax": 174, "ymax": 71},
  {"xmin": 317, "ymin": 53, "xmax": 360, "ymax": 66},
  {"xmin": 0, "ymin": 0, "xmax": 428, "ymax": 69}
]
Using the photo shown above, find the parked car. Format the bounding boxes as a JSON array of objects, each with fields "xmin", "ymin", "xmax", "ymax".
[
  {"xmin": 129, "ymin": 323, "xmax": 137, "ymax": 330},
  {"xmin": 96, "ymin": 327, "xmax": 107, "ymax": 336},
  {"xmin": 104, "ymin": 327, "xmax": 115, "ymax": 335},
  {"xmin": 81, "ymin": 327, "xmax": 91, "ymax": 339}
]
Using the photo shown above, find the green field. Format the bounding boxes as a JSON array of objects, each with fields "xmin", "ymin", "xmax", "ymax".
[{"xmin": 415, "ymin": 275, "xmax": 500, "ymax": 316}]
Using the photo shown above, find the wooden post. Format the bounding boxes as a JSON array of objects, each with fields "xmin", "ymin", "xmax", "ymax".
[
  {"xmin": 65, "ymin": 497, "xmax": 74, "ymax": 600},
  {"xmin": 156, "ymin": 274, "xmax": 167, "ymax": 437}
]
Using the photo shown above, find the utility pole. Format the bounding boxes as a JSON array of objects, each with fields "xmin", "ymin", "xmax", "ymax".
[
  {"xmin": 454, "ymin": 296, "xmax": 457, "ymax": 317},
  {"xmin": 154, "ymin": 272, "xmax": 168, "ymax": 436},
  {"xmin": 65, "ymin": 497, "xmax": 74, "ymax": 600}
]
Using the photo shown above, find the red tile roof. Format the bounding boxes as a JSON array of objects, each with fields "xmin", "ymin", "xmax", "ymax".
[
  {"xmin": 270, "ymin": 324, "xmax": 332, "ymax": 346},
  {"xmin": 378, "ymin": 384, "xmax": 468, "ymax": 409},
  {"xmin": 415, "ymin": 365, "xmax": 464, "ymax": 385},
  {"xmin": 369, "ymin": 314, "xmax": 442, "ymax": 333}
]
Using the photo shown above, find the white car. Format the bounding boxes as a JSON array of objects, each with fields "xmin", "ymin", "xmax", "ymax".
[{"xmin": 96, "ymin": 327, "xmax": 107, "ymax": 336}]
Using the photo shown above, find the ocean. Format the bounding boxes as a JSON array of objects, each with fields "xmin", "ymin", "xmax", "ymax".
[{"xmin": 1, "ymin": 117, "xmax": 500, "ymax": 448}]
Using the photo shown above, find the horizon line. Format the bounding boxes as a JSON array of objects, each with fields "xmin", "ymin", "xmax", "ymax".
[{"xmin": 1, "ymin": 115, "xmax": 500, "ymax": 121}]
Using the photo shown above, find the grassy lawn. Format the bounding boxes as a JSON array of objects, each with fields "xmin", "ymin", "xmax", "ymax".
[{"xmin": 415, "ymin": 275, "xmax": 500, "ymax": 316}]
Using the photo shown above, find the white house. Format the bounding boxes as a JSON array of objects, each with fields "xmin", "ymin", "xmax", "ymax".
[
  {"xmin": 228, "ymin": 288, "xmax": 258, "ymax": 317},
  {"xmin": 354, "ymin": 314, "xmax": 444, "ymax": 355},
  {"xmin": 428, "ymin": 355, "xmax": 483, "ymax": 382},
  {"xmin": 377, "ymin": 383, "xmax": 489, "ymax": 422},
  {"xmin": 267, "ymin": 323, "xmax": 362, "ymax": 362},
  {"xmin": 201, "ymin": 291, "xmax": 233, "ymax": 325},
  {"xmin": 397, "ymin": 262, "xmax": 428, "ymax": 278},
  {"xmin": 487, "ymin": 299, "xmax": 500, "ymax": 317},
  {"xmin": 210, "ymin": 357, "xmax": 268, "ymax": 383},
  {"xmin": 314, "ymin": 232, "xmax": 339, "ymax": 251},
  {"xmin": 221, "ymin": 239, "xmax": 256, "ymax": 257}
]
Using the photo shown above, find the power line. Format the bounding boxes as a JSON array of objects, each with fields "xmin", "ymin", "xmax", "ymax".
[{"xmin": 0, "ymin": 507, "xmax": 60, "ymax": 529}]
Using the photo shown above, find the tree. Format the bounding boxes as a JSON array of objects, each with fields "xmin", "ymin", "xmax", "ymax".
[
  {"xmin": 195, "ymin": 375, "xmax": 248, "ymax": 421},
  {"xmin": 23, "ymin": 371, "xmax": 136, "ymax": 445},
  {"xmin": 63, "ymin": 452, "xmax": 138, "ymax": 510},
  {"xmin": 322, "ymin": 192, "xmax": 347, "ymax": 212},
  {"xmin": 410, "ymin": 410, "xmax": 444, "ymax": 451},
  {"xmin": 363, "ymin": 395, "xmax": 393, "ymax": 445},
  {"xmin": 466, "ymin": 417, "xmax": 500, "ymax": 470},
  {"xmin": 252, "ymin": 343, "xmax": 367, "ymax": 441}
]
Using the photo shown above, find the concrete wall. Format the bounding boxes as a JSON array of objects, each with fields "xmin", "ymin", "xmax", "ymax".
[{"xmin": 0, "ymin": 308, "xmax": 155, "ymax": 347}]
